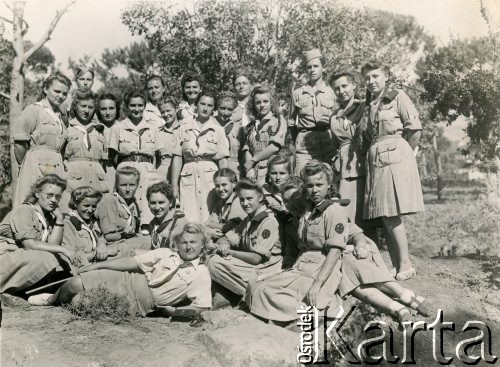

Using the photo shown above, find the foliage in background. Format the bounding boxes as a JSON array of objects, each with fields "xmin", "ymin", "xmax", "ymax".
[{"xmin": 65, "ymin": 285, "xmax": 134, "ymax": 324}]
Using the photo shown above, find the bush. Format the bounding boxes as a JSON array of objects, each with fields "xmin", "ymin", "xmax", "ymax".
[
  {"xmin": 65, "ymin": 285, "xmax": 135, "ymax": 324},
  {"xmin": 0, "ymin": 124, "xmax": 11, "ymax": 193}
]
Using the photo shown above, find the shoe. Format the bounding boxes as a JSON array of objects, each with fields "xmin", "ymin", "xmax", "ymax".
[
  {"xmin": 0, "ymin": 293, "xmax": 30, "ymax": 308},
  {"xmin": 411, "ymin": 296, "xmax": 434, "ymax": 317},
  {"xmin": 396, "ymin": 266, "xmax": 416, "ymax": 281},
  {"xmin": 27, "ymin": 293, "xmax": 53, "ymax": 306}
]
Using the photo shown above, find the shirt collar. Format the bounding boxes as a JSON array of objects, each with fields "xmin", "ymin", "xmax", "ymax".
[
  {"xmin": 145, "ymin": 102, "xmax": 160, "ymax": 113},
  {"xmin": 121, "ymin": 117, "xmax": 151, "ymax": 131},
  {"xmin": 302, "ymin": 79, "xmax": 329, "ymax": 95},
  {"xmin": 160, "ymin": 121, "xmax": 179, "ymax": 133}
]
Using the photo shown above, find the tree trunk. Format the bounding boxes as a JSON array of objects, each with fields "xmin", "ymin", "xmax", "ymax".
[
  {"xmin": 432, "ymin": 134, "xmax": 443, "ymax": 200},
  {"xmin": 485, "ymin": 158, "xmax": 500, "ymax": 209},
  {"xmin": 9, "ymin": 1, "xmax": 27, "ymax": 197}
]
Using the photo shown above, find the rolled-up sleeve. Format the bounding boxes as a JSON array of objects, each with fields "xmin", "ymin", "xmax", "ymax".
[
  {"xmin": 251, "ymin": 216, "xmax": 281, "ymax": 259},
  {"xmin": 10, "ymin": 206, "xmax": 40, "ymax": 242},
  {"xmin": 269, "ymin": 115, "xmax": 287, "ymax": 148},
  {"xmin": 323, "ymin": 205, "xmax": 349, "ymax": 251},
  {"xmin": 96, "ymin": 195, "xmax": 123, "ymax": 237},
  {"xmin": 12, "ymin": 105, "xmax": 38, "ymax": 142},
  {"xmin": 213, "ymin": 126, "xmax": 230, "ymax": 160},
  {"xmin": 134, "ymin": 248, "xmax": 168, "ymax": 272},
  {"xmin": 396, "ymin": 91, "xmax": 421, "ymax": 130}
]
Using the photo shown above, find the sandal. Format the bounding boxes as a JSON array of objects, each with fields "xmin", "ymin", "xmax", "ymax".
[
  {"xmin": 411, "ymin": 296, "xmax": 434, "ymax": 317},
  {"xmin": 396, "ymin": 266, "xmax": 416, "ymax": 281}
]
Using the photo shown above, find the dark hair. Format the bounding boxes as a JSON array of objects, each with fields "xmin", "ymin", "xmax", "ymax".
[
  {"xmin": 181, "ymin": 72, "xmax": 203, "ymax": 102},
  {"xmin": 361, "ymin": 60, "xmax": 390, "ymax": 77},
  {"xmin": 71, "ymin": 90, "xmax": 97, "ymax": 117},
  {"xmin": 68, "ymin": 186, "xmax": 103, "ymax": 210},
  {"xmin": 74, "ymin": 67, "xmax": 95, "ymax": 81},
  {"xmin": 124, "ymin": 87, "xmax": 147, "ymax": 106},
  {"xmin": 281, "ymin": 176, "xmax": 303, "ymax": 194},
  {"xmin": 235, "ymin": 177, "xmax": 264, "ymax": 197},
  {"xmin": 329, "ymin": 71, "xmax": 355, "ymax": 85},
  {"xmin": 195, "ymin": 89, "xmax": 216, "ymax": 106},
  {"xmin": 96, "ymin": 93, "xmax": 120, "ymax": 122},
  {"xmin": 24, "ymin": 174, "xmax": 67, "ymax": 205},
  {"xmin": 216, "ymin": 91, "xmax": 237, "ymax": 109},
  {"xmin": 39, "ymin": 72, "xmax": 71, "ymax": 100},
  {"xmin": 146, "ymin": 181, "xmax": 175, "ymax": 203},
  {"xmin": 172, "ymin": 222, "xmax": 210, "ymax": 249},
  {"xmin": 213, "ymin": 168, "xmax": 238, "ymax": 184},
  {"xmin": 158, "ymin": 96, "xmax": 179, "ymax": 110},
  {"xmin": 145, "ymin": 74, "xmax": 165, "ymax": 88},
  {"xmin": 247, "ymin": 85, "xmax": 280, "ymax": 120},
  {"xmin": 115, "ymin": 166, "xmax": 140, "ymax": 191},
  {"xmin": 300, "ymin": 160, "xmax": 338, "ymax": 199}
]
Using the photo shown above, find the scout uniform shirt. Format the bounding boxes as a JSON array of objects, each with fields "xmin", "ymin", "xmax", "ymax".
[
  {"xmin": 63, "ymin": 118, "xmax": 108, "ymax": 193},
  {"xmin": 221, "ymin": 118, "xmax": 245, "ymax": 177},
  {"xmin": 232, "ymin": 101, "xmax": 250, "ymax": 127},
  {"xmin": 96, "ymin": 192, "xmax": 140, "ymax": 242},
  {"xmin": 156, "ymin": 121, "xmax": 180, "ymax": 179},
  {"xmin": 330, "ymin": 98, "xmax": 365, "ymax": 179},
  {"xmin": 207, "ymin": 192, "xmax": 246, "ymax": 233},
  {"xmin": 148, "ymin": 210, "xmax": 187, "ymax": 249},
  {"xmin": 292, "ymin": 80, "xmax": 335, "ymax": 129},
  {"xmin": 12, "ymin": 99, "xmax": 67, "ymax": 208},
  {"xmin": 178, "ymin": 101, "xmax": 196, "ymax": 121},
  {"xmin": 134, "ymin": 248, "xmax": 212, "ymax": 308},
  {"xmin": 242, "ymin": 112, "xmax": 286, "ymax": 183},
  {"xmin": 143, "ymin": 102, "xmax": 165, "ymax": 129}
]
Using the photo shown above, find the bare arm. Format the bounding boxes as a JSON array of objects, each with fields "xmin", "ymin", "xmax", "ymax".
[
  {"xmin": 14, "ymin": 142, "xmax": 29, "ymax": 166},
  {"xmin": 171, "ymin": 156, "xmax": 183, "ymax": 198},
  {"xmin": 79, "ymin": 256, "xmax": 141, "ymax": 274},
  {"xmin": 228, "ymin": 249, "xmax": 264, "ymax": 265},
  {"xmin": 307, "ymin": 248, "xmax": 341, "ymax": 306}
]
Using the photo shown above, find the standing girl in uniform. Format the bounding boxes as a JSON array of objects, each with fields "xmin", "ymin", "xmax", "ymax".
[
  {"xmin": 59, "ymin": 90, "xmax": 108, "ymax": 212},
  {"xmin": 178, "ymin": 72, "xmax": 203, "ymax": 120},
  {"xmin": 243, "ymin": 86, "xmax": 287, "ymax": 185},
  {"xmin": 107, "ymin": 88, "xmax": 164, "ymax": 229},
  {"xmin": 207, "ymin": 177, "xmax": 282, "ymax": 299},
  {"xmin": 0, "ymin": 175, "xmax": 73, "ymax": 302},
  {"xmin": 232, "ymin": 70, "xmax": 252, "ymax": 127},
  {"xmin": 215, "ymin": 91, "xmax": 244, "ymax": 178},
  {"xmin": 361, "ymin": 60, "xmax": 424, "ymax": 280},
  {"xmin": 329, "ymin": 72, "xmax": 369, "ymax": 230},
  {"xmin": 171, "ymin": 90, "xmax": 229, "ymax": 223},
  {"xmin": 206, "ymin": 168, "xmax": 246, "ymax": 240},
  {"xmin": 13, "ymin": 72, "xmax": 71, "ymax": 208},
  {"xmin": 156, "ymin": 96, "xmax": 180, "ymax": 182},
  {"xmin": 97, "ymin": 93, "xmax": 120, "ymax": 192}
]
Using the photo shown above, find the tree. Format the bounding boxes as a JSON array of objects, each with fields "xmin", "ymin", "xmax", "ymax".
[
  {"xmin": 1, "ymin": 0, "xmax": 74, "ymax": 193},
  {"xmin": 418, "ymin": 31, "xmax": 500, "ymax": 204},
  {"xmin": 120, "ymin": 0, "xmax": 434, "ymax": 96}
]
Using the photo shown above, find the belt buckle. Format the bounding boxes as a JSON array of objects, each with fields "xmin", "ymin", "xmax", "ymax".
[{"xmin": 134, "ymin": 155, "xmax": 141, "ymax": 162}]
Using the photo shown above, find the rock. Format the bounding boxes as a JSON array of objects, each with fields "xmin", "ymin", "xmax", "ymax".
[
  {"xmin": 200, "ymin": 309, "xmax": 251, "ymax": 328},
  {"xmin": 198, "ymin": 320, "xmax": 299, "ymax": 366}
]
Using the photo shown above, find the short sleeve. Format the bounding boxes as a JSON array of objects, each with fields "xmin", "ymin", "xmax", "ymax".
[
  {"xmin": 228, "ymin": 199, "xmax": 246, "ymax": 223},
  {"xmin": 348, "ymin": 222, "xmax": 363, "ymax": 240},
  {"xmin": 269, "ymin": 115, "xmax": 287, "ymax": 148},
  {"xmin": 213, "ymin": 125, "xmax": 230, "ymax": 160},
  {"xmin": 252, "ymin": 216, "xmax": 281, "ymax": 259},
  {"xmin": 9, "ymin": 205, "xmax": 40, "ymax": 242},
  {"xmin": 61, "ymin": 219, "xmax": 78, "ymax": 250},
  {"xmin": 12, "ymin": 105, "xmax": 39, "ymax": 142},
  {"xmin": 186, "ymin": 266, "xmax": 212, "ymax": 308},
  {"xmin": 396, "ymin": 91, "xmax": 421, "ymax": 130},
  {"xmin": 96, "ymin": 195, "xmax": 123, "ymax": 236},
  {"xmin": 172, "ymin": 127, "xmax": 183, "ymax": 157},
  {"xmin": 107, "ymin": 125, "xmax": 120, "ymax": 151},
  {"xmin": 323, "ymin": 204, "xmax": 349, "ymax": 251}
]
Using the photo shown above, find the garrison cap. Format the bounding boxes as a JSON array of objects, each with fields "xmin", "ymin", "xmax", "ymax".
[{"xmin": 303, "ymin": 49, "xmax": 322, "ymax": 63}]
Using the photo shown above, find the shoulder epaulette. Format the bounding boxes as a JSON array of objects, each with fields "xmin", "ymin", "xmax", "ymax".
[
  {"xmin": 250, "ymin": 210, "xmax": 269, "ymax": 223},
  {"xmin": 315, "ymin": 199, "xmax": 335, "ymax": 214},
  {"xmin": 69, "ymin": 215, "xmax": 81, "ymax": 231},
  {"xmin": 382, "ymin": 90, "xmax": 399, "ymax": 103}
]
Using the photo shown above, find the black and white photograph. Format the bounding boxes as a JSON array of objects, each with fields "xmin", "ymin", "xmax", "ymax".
[{"xmin": 0, "ymin": 0, "xmax": 499, "ymax": 365}]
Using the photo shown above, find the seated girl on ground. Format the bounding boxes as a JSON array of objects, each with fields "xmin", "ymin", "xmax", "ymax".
[
  {"xmin": 206, "ymin": 168, "xmax": 245, "ymax": 241},
  {"xmin": 28, "ymin": 222, "xmax": 213, "ymax": 317}
]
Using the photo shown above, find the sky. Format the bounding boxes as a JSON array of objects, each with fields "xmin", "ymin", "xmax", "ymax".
[{"xmin": 1, "ymin": 0, "xmax": 498, "ymax": 143}]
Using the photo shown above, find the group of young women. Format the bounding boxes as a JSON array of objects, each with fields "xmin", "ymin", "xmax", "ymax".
[{"xmin": 0, "ymin": 48, "xmax": 430, "ymax": 327}]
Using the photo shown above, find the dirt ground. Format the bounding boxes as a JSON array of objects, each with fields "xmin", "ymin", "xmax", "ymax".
[{"xmin": 1, "ymin": 189, "xmax": 499, "ymax": 366}]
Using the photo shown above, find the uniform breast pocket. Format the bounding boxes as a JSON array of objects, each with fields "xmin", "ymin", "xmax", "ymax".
[
  {"xmin": 180, "ymin": 169, "xmax": 195, "ymax": 187},
  {"xmin": 375, "ymin": 142, "xmax": 401, "ymax": 167},
  {"xmin": 255, "ymin": 131, "xmax": 270, "ymax": 151},
  {"xmin": 205, "ymin": 136, "xmax": 218, "ymax": 151},
  {"xmin": 67, "ymin": 170, "xmax": 83, "ymax": 190},
  {"xmin": 118, "ymin": 132, "xmax": 135, "ymax": 150},
  {"xmin": 142, "ymin": 133, "xmax": 156, "ymax": 149},
  {"xmin": 299, "ymin": 99, "xmax": 313, "ymax": 115}
]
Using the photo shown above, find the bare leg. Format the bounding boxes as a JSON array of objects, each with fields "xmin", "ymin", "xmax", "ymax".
[
  {"xmin": 47, "ymin": 276, "xmax": 84, "ymax": 305},
  {"xmin": 382, "ymin": 215, "xmax": 412, "ymax": 273},
  {"xmin": 352, "ymin": 286, "xmax": 406, "ymax": 317},
  {"xmin": 373, "ymin": 282, "xmax": 433, "ymax": 316}
]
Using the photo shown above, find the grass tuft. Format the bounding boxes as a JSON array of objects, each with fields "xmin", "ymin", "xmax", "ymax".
[{"xmin": 64, "ymin": 285, "xmax": 135, "ymax": 324}]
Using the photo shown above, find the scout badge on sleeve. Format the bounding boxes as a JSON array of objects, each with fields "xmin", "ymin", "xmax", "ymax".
[
  {"xmin": 262, "ymin": 229, "xmax": 271, "ymax": 239},
  {"xmin": 335, "ymin": 223, "xmax": 344, "ymax": 234}
]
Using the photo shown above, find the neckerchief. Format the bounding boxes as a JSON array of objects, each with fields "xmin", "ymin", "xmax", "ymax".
[
  {"xmin": 72, "ymin": 123, "xmax": 98, "ymax": 150},
  {"xmin": 35, "ymin": 101, "xmax": 64, "ymax": 133},
  {"xmin": 113, "ymin": 192, "xmax": 133, "ymax": 228},
  {"xmin": 29, "ymin": 204, "xmax": 50, "ymax": 242},
  {"xmin": 69, "ymin": 211, "xmax": 98, "ymax": 249}
]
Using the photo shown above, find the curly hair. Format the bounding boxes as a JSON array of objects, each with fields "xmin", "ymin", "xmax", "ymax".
[
  {"xmin": 213, "ymin": 168, "xmax": 238, "ymax": 185},
  {"xmin": 96, "ymin": 93, "xmax": 120, "ymax": 122},
  {"xmin": 247, "ymin": 85, "xmax": 280, "ymax": 121},
  {"xmin": 300, "ymin": 160, "xmax": 338, "ymax": 199},
  {"xmin": 172, "ymin": 222, "xmax": 211, "ymax": 250},
  {"xmin": 235, "ymin": 177, "xmax": 264, "ymax": 197},
  {"xmin": 123, "ymin": 87, "xmax": 147, "ymax": 107},
  {"xmin": 70, "ymin": 89, "xmax": 97, "ymax": 118},
  {"xmin": 181, "ymin": 71, "xmax": 204, "ymax": 102},
  {"xmin": 68, "ymin": 186, "xmax": 103, "ymax": 210},
  {"xmin": 24, "ymin": 174, "xmax": 67, "ymax": 205},
  {"xmin": 146, "ymin": 181, "xmax": 175, "ymax": 204},
  {"xmin": 38, "ymin": 72, "xmax": 71, "ymax": 100},
  {"xmin": 114, "ymin": 166, "xmax": 140, "ymax": 191}
]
